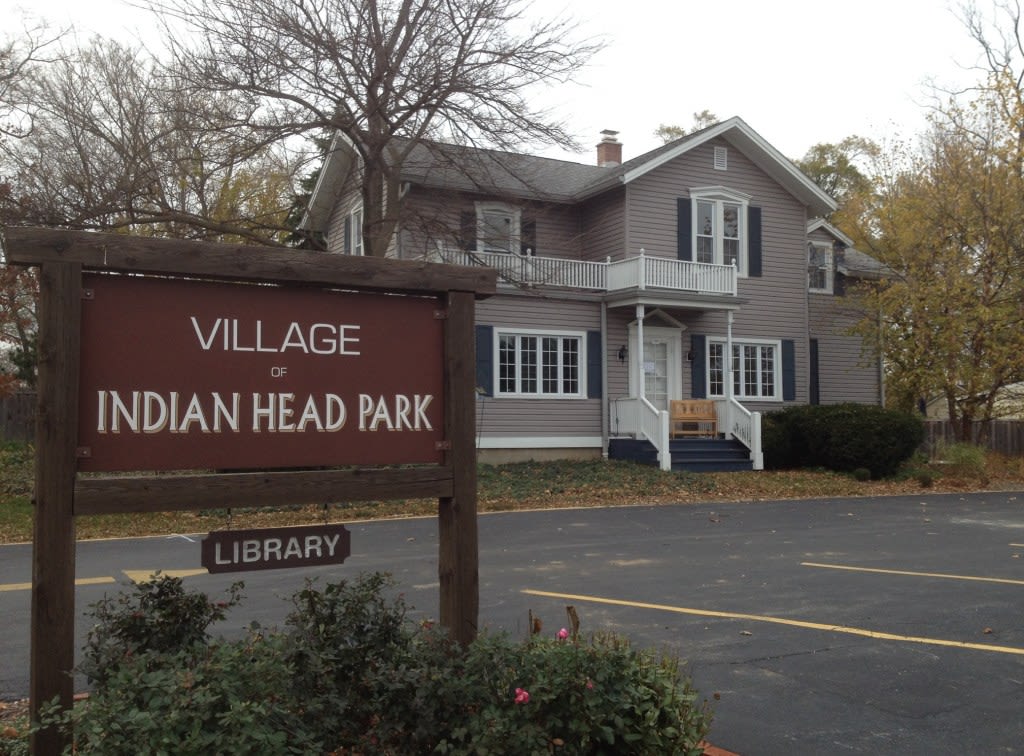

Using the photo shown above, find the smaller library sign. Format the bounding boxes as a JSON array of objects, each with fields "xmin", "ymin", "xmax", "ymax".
[{"xmin": 201, "ymin": 524, "xmax": 351, "ymax": 574}]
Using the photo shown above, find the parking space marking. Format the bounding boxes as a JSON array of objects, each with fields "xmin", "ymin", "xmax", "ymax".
[
  {"xmin": 0, "ymin": 576, "xmax": 116, "ymax": 592},
  {"xmin": 801, "ymin": 561, "xmax": 1024, "ymax": 586},
  {"xmin": 522, "ymin": 588, "xmax": 1024, "ymax": 657},
  {"xmin": 123, "ymin": 569, "xmax": 209, "ymax": 583}
]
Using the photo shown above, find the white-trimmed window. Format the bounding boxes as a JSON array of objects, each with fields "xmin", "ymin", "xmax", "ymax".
[
  {"xmin": 691, "ymin": 187, "xmax": 750, "ymax": 274},
  {"xmin": 497, "ymin": 329, "xmax": 583, "ymax": 397},
  {"xmin": 477, "ymin": 202, "xmax": 521, "ymax": 254},
  {"xmin": 808, "ymin": 242, "xmax": 833, "ymax": 293},
  {"xmin": 707, "ymin": 339, "xmax": 781, "ymax": 400},
  {"xmin": 343, "ymin": 205, "xmax": 363, "ymax": 256}
]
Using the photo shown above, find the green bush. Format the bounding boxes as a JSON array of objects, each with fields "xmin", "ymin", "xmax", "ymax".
[
  {"xmin": 43, "ymin": 573, "xmax": 712, "ymax": 755},
  {"xmin": 764, "ymin": 403, "xmax": 924, "ymax": 478},
  {"xmin": 78, "ymin": 574, "xmax": 243, "ymax": 686}
]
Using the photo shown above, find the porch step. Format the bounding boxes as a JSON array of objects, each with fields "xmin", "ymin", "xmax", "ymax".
[
  {"xmin": 669, "ymin": 437, "xmax": 753, "ymax": 472},
  {"xmin": 609, "ymin": 437, "xmax": 753, "ymax": 473}
]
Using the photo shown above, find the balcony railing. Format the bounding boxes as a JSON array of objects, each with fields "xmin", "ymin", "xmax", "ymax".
[{"xmin": 429, "ymin": 247, "xmax": 737, "ymax": 297}]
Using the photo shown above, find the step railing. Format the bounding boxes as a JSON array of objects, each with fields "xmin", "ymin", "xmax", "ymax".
[
  {"xmin": 610, "ymin": 396, "xmax": 671, "ymax": 470},
  {"xmin": 724, "ymin": 397, "xmax": 764, "ymax": 470}
]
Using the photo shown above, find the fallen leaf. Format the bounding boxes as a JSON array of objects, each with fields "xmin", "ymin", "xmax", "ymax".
[
  {"xmin": 983, "ymin": 627, "xmax": 994, "ymax": 634},
  {"xmin": 740, "ymin": 630, "xmax": 753, "ymax": 636}
]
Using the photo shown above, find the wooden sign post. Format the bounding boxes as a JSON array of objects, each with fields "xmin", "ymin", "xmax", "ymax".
[{"xmin": 4, "ymin": 227, "xmax": 495, "ymax": 754}]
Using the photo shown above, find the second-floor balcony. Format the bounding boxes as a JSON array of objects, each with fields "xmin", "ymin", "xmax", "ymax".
[{"xmin": 429, "ymin": 247, "xmax": 738, "ymax": 298}]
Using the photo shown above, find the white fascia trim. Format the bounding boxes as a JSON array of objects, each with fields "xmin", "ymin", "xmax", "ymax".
[
  {"xmin": 477, "ymin": 436, "xmax": 603, "ymax": 449},
  {"xmin": 301, "ymin": 131, "xmax": 357, "ymax": 232},
  {"xmin": 622, "ymin": 116, "xmax": 837, "ymax": 214},
  {"xmin": 807, "ymin": 218, "xmax": 854, "ymax": 247}
]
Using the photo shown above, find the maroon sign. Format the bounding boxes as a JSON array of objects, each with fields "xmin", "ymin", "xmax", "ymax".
[
  {"xmin": 201, "ymin": 524, "xmax": 351, "ymax": 573},
  {"xmin": 77, "ymin": 274, "xmax": 445, "ymax": 471}
]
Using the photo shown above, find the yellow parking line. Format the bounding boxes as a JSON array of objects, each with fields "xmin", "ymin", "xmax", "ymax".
[
  {"xmin": 122, "ymin": 569, "xmax": 208, "ymax": 583},
  {"xmin": 0, "ymin": 576, "xmax": 116, "ymax": 592},
  {"xmin": 801, "ymin": 561, "xmax": 1024, "ymax": 587},
  {"xmin": 522, "ymin": 588, "xmax": 1024, "ymax": 657},
  {"xmin": 1010, "ymin": 543, "xmax": 1024, "ymax": 548}
]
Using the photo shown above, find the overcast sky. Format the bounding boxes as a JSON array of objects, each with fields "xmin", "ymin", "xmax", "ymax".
[{"xmin": 19, "ymin": 0, "xmax": 987, "ymax": 162}]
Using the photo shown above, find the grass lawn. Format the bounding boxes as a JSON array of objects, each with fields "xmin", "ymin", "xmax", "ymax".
[{"xmin": 2, "ymin": 442, "xmax": 1022, "ymax": 544}]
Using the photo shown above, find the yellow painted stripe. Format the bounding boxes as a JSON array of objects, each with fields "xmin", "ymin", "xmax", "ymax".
[
  {"xmin": 522, "ymin": 588, "xmax": 1024, "ymax": 657},
  {"xmin": 1010, "ymin": 543, "xmax": 1024, "ymax": 548},
  {"xmin": 801, "ymin": 561, "xmax": 1024, "ymax": 587},
  {"xmin": 123, "ymin": 569, "xmax": 209, "ymax": 583},
  {"xmin": 0, "ymin": 576, "xmax": 116, "ymax": 592}
]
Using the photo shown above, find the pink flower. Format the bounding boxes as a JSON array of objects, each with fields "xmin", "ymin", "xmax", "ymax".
[
  {"xmin": 585, "ymin": 679, "xmax": 594, "ymax": 690},
  {"xmin": 514, "ymin": 687, "xmax": 530, "ymax": 704},
  {"xmin": 557, "ymin": 627, "xmax": 569, "ymax": 640}
]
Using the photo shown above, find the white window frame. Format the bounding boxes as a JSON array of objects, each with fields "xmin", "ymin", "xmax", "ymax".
[
  {"xmin": 348, "ymin": 204, "xmax": 364, "ymax": 256},
  {"xmin": 476, "ymin": 201, "xmax": 521, "ymax": 254},
  {"xmin": 690, "ymin": 186, "xmax": 751, "ymax": 276},
  {"xmin": 495, "ymin": 327, "xmax": 586, "ymax": 399},
  {"xmin": 807, "ymin": 241, "xmax": 834, "ymax": 293},
  {"xmin": 707, "ymin": 337, "xmax": 782, "ymax": 402}
]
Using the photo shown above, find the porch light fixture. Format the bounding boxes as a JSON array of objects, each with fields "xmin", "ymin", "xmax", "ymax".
[{"xmin": 617, "ymin": 345, "xmax": 627, "ymax": 362}]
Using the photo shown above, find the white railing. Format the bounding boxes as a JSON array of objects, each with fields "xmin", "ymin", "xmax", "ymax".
[
  {"xmin": 430, "ymin": 246, "xmax": 737, "ymax": 297},
  {"xmin": 432, "ymin": 247, "xmax": 607, "ymax": 289},
  {"xmin": 606, "ymin": 250, "xmax": 737, "ymax": 296},
  {"xmin": 611, "ymin": 396, "xmax": 671, "ymax": 471},
  {"xmin": 725, "ymin": 397, "xmax": 764, "ymax": 470}
]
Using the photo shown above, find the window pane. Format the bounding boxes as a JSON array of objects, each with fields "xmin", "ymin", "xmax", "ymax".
[
  {"xmin": 542, "ymin": 337, "xmax": 559, "ymax": 393},
  {"xmin": 744, "ymin": 346, "xmax": 757, "ymax": 396},
  {"xmin": 761, "ymin": 347, "xmax": 775, "ymax": 396},
  {"xmin": 482, "ymin": 210, "xmax": 513, "ymax": 252},
  {"xmin": 562, "ymin": 338, "xmax": 579, "ymax": 394},
  {"xmin": 499, "ymin": 335, "xmax": 516, "ymax": 393},
  {"xmin": 696, "ymin": 201, "xmax": 715, "ymax": 264},
  {"xmin": 520, "ymin": 336, "xmax": 537, "ymax": 393},
  {"xmin": 732, "ymin": 345, "xmax": 741, "ymax": 395},
  {"xmin": 709, "ymin": 343, "xmax": 723, "ymax": 396}
]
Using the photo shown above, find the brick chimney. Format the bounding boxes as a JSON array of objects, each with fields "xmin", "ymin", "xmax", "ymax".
[{"xmin": 596, "ymin": 129, "xmax": 622, "ymax": 167}]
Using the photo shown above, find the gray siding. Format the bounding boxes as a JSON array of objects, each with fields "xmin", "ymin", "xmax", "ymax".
[
  {"xmin": 399, "ymin": 186, "xmax": 586, "ymax": 260},
  {"xmin": 476, "ymin": 294, "xmax": 603, "ymax": 441},
  {"xmin": 580, "ymin": 187, "xmax": 626, "ymax": 262},
  {"xmin": 809, "ymin": 291, "xmax": 882, "ymax": 405},
  {"xmin": 624, "ymin": 137, "xmax": 812, "ymax": 406}
]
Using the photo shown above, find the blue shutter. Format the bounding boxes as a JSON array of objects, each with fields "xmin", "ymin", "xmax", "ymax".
[
  {"xmin": 586, "ymin": 330, "xmax": 603, "ymax": 399},
  {"xmin": 677, "ymin": 198, "xmax": 692, "ymax": 261},
  {"xmin": 461, "ymin": 211, "xmax": 476, "ymax": 251},
  {"xmin": 475, "ymin": 325, "xmax": 494, "ymax": 396},
  {"xmin": 343, "ymin": 215, "xmax": 352, "ymax": 255},
  {"xmin": 690, "ymin": 334, "xmax": 706, "ymax": 398},
  {"xmin": 782, "ymin": 339, "xmax": 796, "ymax": 401},
  {"xmin": 809, "ymin": 339, "xmax": 820, "ymax": 405},
  {"xmin": 748, "ymin": 206, "xmax": 762, "ymax": 277}
]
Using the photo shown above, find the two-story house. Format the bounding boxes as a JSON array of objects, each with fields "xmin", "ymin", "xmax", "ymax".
[{"xmin": 302, "ymin": 117, "xmax": 883, "ymax": 471}]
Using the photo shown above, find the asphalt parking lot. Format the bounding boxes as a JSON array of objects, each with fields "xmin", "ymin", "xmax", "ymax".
[{"xmin": 2, "ymin": 489, "xmax": 1023, "ymax": 754}]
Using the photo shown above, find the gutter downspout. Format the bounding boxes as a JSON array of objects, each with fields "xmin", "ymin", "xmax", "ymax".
[{"xmin": 601, "ymin": 302, "xmax": 609, "ymax": 458}]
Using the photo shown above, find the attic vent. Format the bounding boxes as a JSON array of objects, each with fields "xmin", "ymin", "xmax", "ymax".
[{"xmin": 714, "ymin": 146, "xmax": 728, "ymax": 171}]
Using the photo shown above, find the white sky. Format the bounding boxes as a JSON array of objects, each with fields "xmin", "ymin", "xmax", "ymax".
[{"xmin": 17, "ymin": 0, "xmax": 986, "ymax": 162}]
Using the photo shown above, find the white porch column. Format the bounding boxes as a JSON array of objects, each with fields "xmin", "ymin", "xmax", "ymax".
[
  {"xmin": 725, "ymin": 310, "xmax": 734, "ymax": 435},
  {"xmin": 635, "ymin": 304, "xmax": 646, "ymax": 401}
]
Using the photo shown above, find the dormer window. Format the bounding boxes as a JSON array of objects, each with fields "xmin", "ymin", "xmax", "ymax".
[{"xmin": 808, "ymin": 242, "xmax": 833, "ymax": 293}]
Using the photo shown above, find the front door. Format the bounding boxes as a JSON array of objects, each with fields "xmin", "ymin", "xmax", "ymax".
[{"xmin": 629, "ymin": 326, "xmax": 682, "ymax": 413}]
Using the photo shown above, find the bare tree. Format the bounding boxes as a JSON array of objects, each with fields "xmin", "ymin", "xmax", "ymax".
[
  {"xmin": 2, "ymin": 37, "xmax": 310, "ymax": 243},
  {"xmin": 147, "ymin": 0, "xmax": 603, "ymax": 257}
]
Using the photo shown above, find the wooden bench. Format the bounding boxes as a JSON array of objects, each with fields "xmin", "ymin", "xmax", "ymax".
[{"xmin": 670, "ymin": 399, "xmax": 718, "ymax": 438}]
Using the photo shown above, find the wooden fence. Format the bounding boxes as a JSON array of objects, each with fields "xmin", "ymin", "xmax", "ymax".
[
  {"xmin": 1, "ymin": 391, "xmax": 35, "ymax": 443},
  {"xmin": 922, "ymin": 419, "xmax": 1024, "ymax": 456}
]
